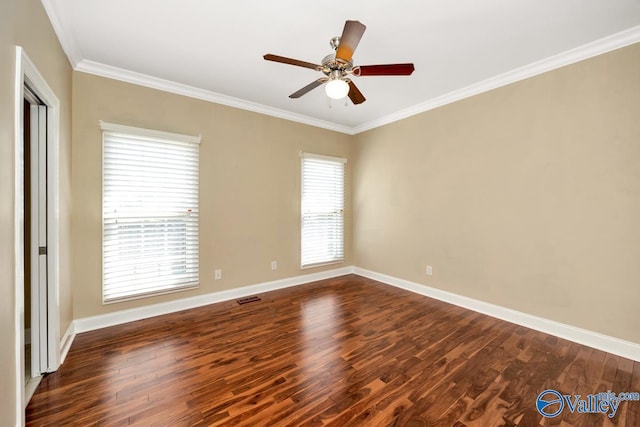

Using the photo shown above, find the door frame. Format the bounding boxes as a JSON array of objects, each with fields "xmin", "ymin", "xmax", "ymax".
[{"xmin": 14, "ymin": 46, "xmax": 61, "ymax": 423}]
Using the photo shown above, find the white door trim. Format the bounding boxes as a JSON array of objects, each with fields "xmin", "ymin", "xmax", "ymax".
[{"xmin": 14, "ymin": 46, "xmax": 61, "ymax": 425}]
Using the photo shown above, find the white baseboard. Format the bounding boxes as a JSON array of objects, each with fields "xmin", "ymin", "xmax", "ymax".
[
  {"xmin": 353, "ymin": 267, "xmax": 640, "ymax": 362},
  {"xmin": 66, "ymin": 265, "xmax": 639, "ymax": 364},
  {"xmin": 73, "ymin": 266, "xmax": 354, "ymax": 334},
  {"xmin": 24, "ymin": 376, "xmax": 41, "ymax": 406},
  {"xmin": 59, "ymin": 322, "xmax": 75, "ymax": 365}
]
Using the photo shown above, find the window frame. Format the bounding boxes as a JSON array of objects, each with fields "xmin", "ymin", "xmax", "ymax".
[
  {"xmin": 300, "ymin": 152, "xmax": 347, "ymax": 269},
  {"xmin": 100, "ymin": 121, "xmax": 200, "ymax": 303}
]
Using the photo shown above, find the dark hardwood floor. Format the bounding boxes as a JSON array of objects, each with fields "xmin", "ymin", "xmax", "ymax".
[{"xmin": 26, "ymin": 274, "xmax": 639, "ymax": 426}]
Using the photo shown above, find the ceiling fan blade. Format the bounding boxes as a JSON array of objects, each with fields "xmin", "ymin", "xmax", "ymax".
[
  {"xmin": 347, "ymin": 80, "xmax": 366, "ymax": 104},
  {"xmin": 264, "ymin": 54, "xmax": 321, "ymax": 70},
  {"xmin": 335, "ymin": 20, "xmax": 366, "ymax": 63},
  {"xmin": 289, "ymin": 78, "xmax": 328, "ymax": 98},
  {"xmin": 355, "ymin": 63, "xmax": 415, "ymax": 76}
]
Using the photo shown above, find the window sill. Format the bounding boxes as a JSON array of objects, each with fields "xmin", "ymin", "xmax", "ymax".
[
  {"xmin": 103, "ymin": 283, "xmax": 200, "ymax": 305},
  {"xmin": 300, "ymin": 260, "xmax": 344, "ymax": 270}
]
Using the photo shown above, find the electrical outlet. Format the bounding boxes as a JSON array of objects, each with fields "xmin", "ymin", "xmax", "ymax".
[
  {"xmin": 426, "ymin": 265, "xmax": 433, "ymax": 276},
  {"xmin": 214, "ymin": 269, "xmax": 222, "ymax": 280},
  {"xmin": 271, "ymin": 261, "xmax": 277, "ymax": 271}
]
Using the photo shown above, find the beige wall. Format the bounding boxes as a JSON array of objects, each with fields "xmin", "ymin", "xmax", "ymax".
[
  {"xmin": 353, "ymin": 43, "xmax": 640, "ymax": 344},
  {"xmin": 0, "ymin": 1, "xmax": 17, "ymax": 422},
  {"xmin": 0, "ymin": 0, "xmax": 73, "ymax": 425},
  {"xmin": 71, "ymin": 72, "xmax": 353, "ymax": 318}
]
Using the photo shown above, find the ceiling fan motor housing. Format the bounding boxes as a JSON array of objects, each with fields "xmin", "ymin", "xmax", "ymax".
[{"xmin": 321, "ymin": 52, "xmax": 353, "ymax": 78}]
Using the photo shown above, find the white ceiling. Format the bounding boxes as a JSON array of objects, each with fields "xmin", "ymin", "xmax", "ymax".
[{"xmin": 43, "ymin": 0, "xmax": 640, "ymax": 134}]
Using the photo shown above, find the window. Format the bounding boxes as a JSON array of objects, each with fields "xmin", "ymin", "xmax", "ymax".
[
  {"xmin": 101, "ymin": 122, "xmax": 200, "ymax": 302},
  {"xmin": 301, "ymin": 153, "xmax": 346, "ymax": 268}
]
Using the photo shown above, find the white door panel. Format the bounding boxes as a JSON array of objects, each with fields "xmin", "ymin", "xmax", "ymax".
[{"xmin": 29, "ymin": 103, "xmax": 48, "ymax": 376}]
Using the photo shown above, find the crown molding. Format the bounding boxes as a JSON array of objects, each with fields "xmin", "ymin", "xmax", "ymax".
[
  {"xmin": 41, "ymin": 0, "xmax": 82, "ymax": 67},
  {"xmin": 352, "ymin": 25, "xmax": 640, "ymax": 134},
  {"xmin": 49, "ymin": 8, "xmax": 639, "ymax": 137},
  {"xmin": 75, "ymin": 60, "xmax": 354, "ymax": 135}
]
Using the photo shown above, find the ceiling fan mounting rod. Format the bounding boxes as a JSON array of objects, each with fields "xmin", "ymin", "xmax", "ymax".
[{"xmin": 329, "ymin": 36, "xmax": 341, "ymax": 51}]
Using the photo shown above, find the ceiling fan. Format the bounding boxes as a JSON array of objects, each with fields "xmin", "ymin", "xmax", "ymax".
[{"xmin": 264, "ymin": 20, "xmax": 415, "ymax": 105}]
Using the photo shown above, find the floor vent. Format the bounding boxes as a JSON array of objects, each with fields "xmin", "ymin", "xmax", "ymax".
[{"xmin": 236, "ymin": 296, "xmax": 261, "ymax": 305}]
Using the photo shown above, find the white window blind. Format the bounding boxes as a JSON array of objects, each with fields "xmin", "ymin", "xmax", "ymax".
[
  {"xmin": 301, "ymin": 153, "xmax": 346, "ymax": 268},
  {"xmin": 101, "ymin": 122, "xmax": 200, "ymax": 302}
]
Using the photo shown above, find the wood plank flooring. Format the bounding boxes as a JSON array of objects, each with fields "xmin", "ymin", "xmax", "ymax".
[{"xmin": 26, "ymin": 274, "xmax": 639, "ymax": 426}]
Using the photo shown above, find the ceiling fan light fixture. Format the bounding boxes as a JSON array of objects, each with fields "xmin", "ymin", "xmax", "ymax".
[{"xmin": 325, "ymin": 78, "xmax": 349, "ymax": 100}]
